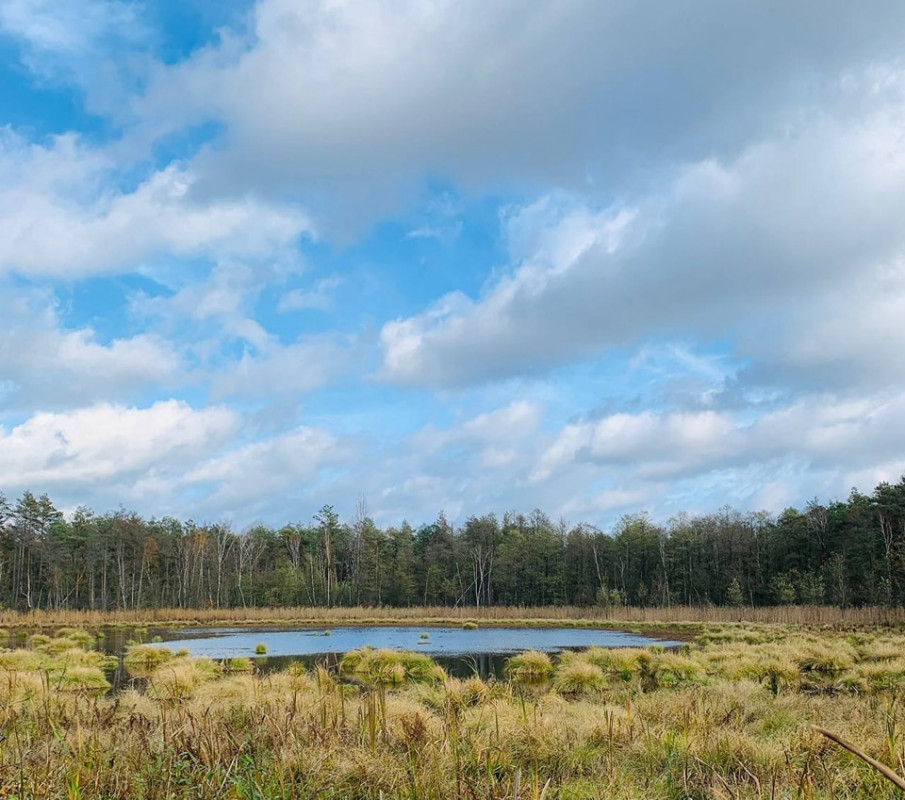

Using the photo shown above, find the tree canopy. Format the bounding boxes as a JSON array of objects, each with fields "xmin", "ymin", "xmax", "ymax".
[{"xmin": 1, "ymin": 477, "xmax": 905, "ymax": 610}]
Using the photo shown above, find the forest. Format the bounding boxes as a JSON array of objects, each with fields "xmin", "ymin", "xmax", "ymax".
[{"xmin": 1, "ymin": 476, "xmax": 904, "ymax": 612}]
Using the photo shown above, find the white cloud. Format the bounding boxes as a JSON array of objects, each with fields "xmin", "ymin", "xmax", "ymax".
[
  {"xmin": 0, "ymin": 400, "xmax": 237, "ymax": 488},
  {"xmin": 409, "ymin": 400, "xmax": 542, "ymax": 456},
  {"xmin": 0, "ymin": 130, "xmax": 313, "ymax": 279},
  {"xmin": 5, "ymin": 0, "xmax": 905, "ymax": 529},
  {"xmin": 0, "ymin": 0, "xmax": 143, "ymax": 59},
  {"xmin": 531, "ymin": 410, "xmax": 739, "ymax": 484},
  {"xmin": 0, "ymin": 287, "xmax": 185, "ymax": 410},
  {"xmin": 0, "ymin": 0, "xmax": 151, "ymax": 116},
  {"xmin": 277, "ymin": 277, "xmax": 342, "ymax": 312},
  {"xmin": 337, "ymin": 400, "xmax": 551, "ymax": 525},
  {"xmin": 210, "ymin": 335, "xmax": 351, "ymax": 401},
  {"xmin": 377, "ymin": 83, "xmax": 905, "ymax": 390},
  {"xmin": 0, "ymin": 400, "xmax": 361, "ymax": 525},
  {"xmin": 133, "ymin": 0, "xmax": 905, "ymax": 233},
  {"xmin": 183, "ymin": 425, "xmax": 358, "ymax": 520},
  {"xmin": 533, "ymin": 390, "xmax": 905, "ymax": 519}
]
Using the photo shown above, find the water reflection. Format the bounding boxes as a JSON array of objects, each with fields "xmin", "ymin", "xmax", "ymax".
[{"xmin": 144, "ymin": 624, "xmax": 680, "ymax": 682}]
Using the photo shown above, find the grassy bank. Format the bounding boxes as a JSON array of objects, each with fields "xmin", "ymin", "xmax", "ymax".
[
  {"xmin": 2, "ymin": 603, "xmax": 905, "ymax": 631},
  {"xmin": 2, "ymin": 623, "xmax": 905, "ymax": 798}
]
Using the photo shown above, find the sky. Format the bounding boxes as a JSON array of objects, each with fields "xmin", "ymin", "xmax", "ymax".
[{"xmin": 2, "ymin": 0, "xmax": 905, "ymax": 530}]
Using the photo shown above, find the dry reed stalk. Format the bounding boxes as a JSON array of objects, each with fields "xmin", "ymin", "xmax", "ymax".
[{"xmin": 2, "ymin": 604, "xmax": 904, "ymax": 630}]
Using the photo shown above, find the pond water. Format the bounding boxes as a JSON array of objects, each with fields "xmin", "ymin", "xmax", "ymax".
[{"xmin": 146, "ymin": 625, "xmax": 681, "ymax": 679}]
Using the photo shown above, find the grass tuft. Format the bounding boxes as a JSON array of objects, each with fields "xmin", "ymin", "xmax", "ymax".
[
  {"xmin": 340, "ymin": 647, "xmax": 446, "ymax": 686},
  {"xmin": 553, "ymin": 659, "xmax": 606, "ymax": 696},
  {"xmin": 123, "ymin": 645, "xmax": 175, "ymax": 678},
  {"xmin": 506, "ymin": 650, "xmax": 554, "ymax": 681}
]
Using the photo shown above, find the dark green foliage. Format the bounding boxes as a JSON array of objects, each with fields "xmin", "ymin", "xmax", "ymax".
[{"xmin": 1, "ymin": 476, "xmax": 905, "ymax": 610}]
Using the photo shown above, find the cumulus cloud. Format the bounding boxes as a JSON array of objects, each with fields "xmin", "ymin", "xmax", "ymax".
[
  {"xmin": 532, "ymin": 390, "xmax": 905, "ymax": 519},
  {"xmin": 0, "ymin": 130, "xmax": 312, "ymax": 279},
  {"xmin": 210, "ymin": 335, "xmax": 352, "ymax": 402},
  {"xmin": 409, "ymin": 400, "xmax": 542, "ymax": 465},
  {"xmin": 132, "ymin": 0, "xmax": 905, "ymax": 232},
  {"xmin": 339, "ymin": 400, "xmax": 553, "ymax": 525},
  {"xmin": 0, "ymin": 400, "xmax": 237, "ymax": 490},
  {"xmin": 277, "ymin": 277, "xmax": 342, "ymax": 312},
  {"xmin": 184, "ymin": 425, "xmax": 357, "ymax": 518},
  {"xmin": 0, "ymin": 286, "xmax": 185, "ymax": 410},
  {"xmin": 5, "ymin": 0, "xmax": 905, "ymax": 529},
  {"xmin": 377, "ymin": 80, "xmax": 905, "ymax": 391},
  {"xmin": 0, "ymin": 0, "xmax": 145, "ymax": 64},
  {"xmin": 0, "ymin": 0, "xmax": 152, "ymax": 118},
  {"xmin": 0, "ymin": 400, "xmax": 363, "ymax": 525}
]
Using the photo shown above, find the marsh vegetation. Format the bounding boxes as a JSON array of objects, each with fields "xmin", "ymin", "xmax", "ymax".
[{"xmin": 2, "ymin": 619, "xmax": 905, "ymax": 798}]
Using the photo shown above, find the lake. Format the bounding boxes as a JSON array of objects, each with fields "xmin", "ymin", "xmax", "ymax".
[{"xmin": 146, "ymin": 625, "xmax": 681, "ymax": 679}]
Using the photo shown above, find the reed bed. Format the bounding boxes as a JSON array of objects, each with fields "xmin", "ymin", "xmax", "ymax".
[
  {"xmin": 2, "ymin": 623, "xmax": 905, "ymax": 798},
  {"xmin": 2, "ymin": 603, "xmax": 905, "ymax": 631}
]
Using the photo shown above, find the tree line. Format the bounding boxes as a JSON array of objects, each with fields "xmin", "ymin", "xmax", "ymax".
[{"xmin": 1, "ymin": 477, "xmax": 904, "ymax": 611}]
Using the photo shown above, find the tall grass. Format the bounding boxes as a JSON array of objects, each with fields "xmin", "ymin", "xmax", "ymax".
[
  {"xmin": 3, "ymin": 622, "xmax": 905, "ymax": 798},
  {"xmin": 2, "ymin": 603, "xmax": 903, "ymax": 630}
]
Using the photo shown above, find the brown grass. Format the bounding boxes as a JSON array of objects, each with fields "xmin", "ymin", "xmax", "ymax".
[
  {"xmin": 3, "ymin": 619, "xmax": 905, "ymax": 798},
  {"xmin": 2, "ymin": 603, "xmax": 904, "ymax": 631}
]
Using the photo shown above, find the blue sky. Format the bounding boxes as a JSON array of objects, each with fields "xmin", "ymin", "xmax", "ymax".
[{"xmin": 2, "ymin": 0, "xmax": 905, "ymax": 529}]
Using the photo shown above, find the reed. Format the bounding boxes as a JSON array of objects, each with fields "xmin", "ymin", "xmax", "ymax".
[{"xmin": 2, "ymin": 603, "xmax": 904, "ymax": 630}]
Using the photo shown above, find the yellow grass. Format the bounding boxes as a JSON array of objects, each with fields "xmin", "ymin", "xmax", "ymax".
[
  {"xmin": 1, "ymin": 618, "xmax": 905, "ymax": 798},
  {"xmin": 2, "ymin": 603, "xmax": 905, "ymax": 630}
]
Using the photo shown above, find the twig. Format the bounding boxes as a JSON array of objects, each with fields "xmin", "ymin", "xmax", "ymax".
[
  {"xmin": 813, "ymin": 725, "xmax": 905, "ymax": 791},
  {"xmin": 692, "ymin": 755, "xmax": 737, "ymax": 800}
]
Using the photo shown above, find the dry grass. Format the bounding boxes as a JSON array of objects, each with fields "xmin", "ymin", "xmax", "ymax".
[
  {"xmin": 340, "ymin": 647, "xmax": 447, "ymax": 686},
  {"xmin": 3, "ymin": 603, "xmax": 905, "ymax": 631},
  {"xmin": 2, "ymin": 621, "xmax": 905, "ymax": 798},
  {"xmin": 506, "ymin": 650, "xmax": 555, "ymax": 682}
]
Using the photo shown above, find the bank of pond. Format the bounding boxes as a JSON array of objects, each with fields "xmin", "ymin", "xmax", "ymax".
[{"xmin": 2, "ymin": 623, "xmax": 681, "ymax": 686}]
